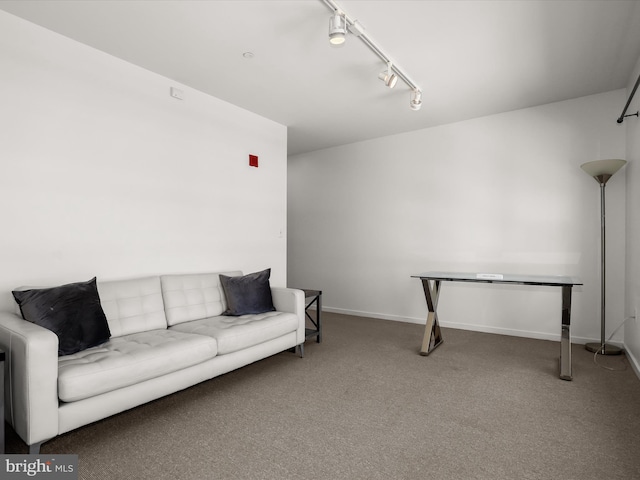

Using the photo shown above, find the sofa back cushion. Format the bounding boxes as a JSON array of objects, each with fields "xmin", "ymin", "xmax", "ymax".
[
  {"xmin": 160, "ymin": 272, "xmax": 242, "ymax": 326},
  {"xmin": 97, "ymin": 276, "xmax": 168, "ymax": 337}
]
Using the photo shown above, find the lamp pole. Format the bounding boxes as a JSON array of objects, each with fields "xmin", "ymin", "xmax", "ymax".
[{"xmin": 581, "ymin": 159, "xmax": 626, "ymax": 355}]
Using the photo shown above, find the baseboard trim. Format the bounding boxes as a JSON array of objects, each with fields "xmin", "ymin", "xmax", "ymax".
[
  {"xmin": 624, "ymin": 344, "xmax": 640, "ymax": 380},
  {"xmin": 322, "ymin": 306, "xmax": 624, "ymax": 347}
]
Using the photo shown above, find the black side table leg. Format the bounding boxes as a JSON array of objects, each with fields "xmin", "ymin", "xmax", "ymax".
[
  {"xmin": 302, "ymin": 289, "xmax": 322, "ymax": 344},
  {"xmin": 0, "ymin": 350, "xmax": 5, "ymax": 454},
  {"xmin": 316, "ymin": 292, "xmax": 322, "ymax": 343}
]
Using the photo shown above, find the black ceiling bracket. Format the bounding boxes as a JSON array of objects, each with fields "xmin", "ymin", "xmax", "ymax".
[
  {"xmin": 620, "ymin": 111, "xmax": 639, "ymax": 123},
  {"xmin": 617, "ymin": 72, "xmax": 640, "ymax": 123}
]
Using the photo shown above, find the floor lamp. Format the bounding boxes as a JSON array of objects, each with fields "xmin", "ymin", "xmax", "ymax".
[{"xmin": 580, "ymin": 158, "xmax": 627, "ymax": 355}]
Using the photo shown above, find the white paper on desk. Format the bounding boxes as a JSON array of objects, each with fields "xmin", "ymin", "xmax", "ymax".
[{"xmin": 476, "ymin": 273, "xmax": 504, "ymax": 280}]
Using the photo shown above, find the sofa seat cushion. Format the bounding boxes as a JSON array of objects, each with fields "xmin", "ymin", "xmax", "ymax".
[
  {"xmin": 58, "ymin": 330, "xmax": 218, "ymax": 402},
  {"xmin": 169, "ymin": 311, "xmax": 298, "ymax": 355}
]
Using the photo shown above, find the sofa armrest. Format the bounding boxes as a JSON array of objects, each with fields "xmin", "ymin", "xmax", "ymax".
[
  {"xmin": 0, "ymin": 311, "xmax": 59, "ymax": 447},
  {"xmin": 271, "ymin": 287, "xmax": 305, "ymax": 345}
]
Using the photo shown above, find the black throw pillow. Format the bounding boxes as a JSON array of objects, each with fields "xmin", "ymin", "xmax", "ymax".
[
  {"xmin": 220, "ymin": 269, "xmax": 276, "ymax": 316},
  {"xmin": 12, "ymin": 277, "xmax": 111, "ymax": 356}
]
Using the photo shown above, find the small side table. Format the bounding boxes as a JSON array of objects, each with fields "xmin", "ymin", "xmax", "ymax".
[
  {"xmin": 0, "ymin": 349, "xmax": 4, "ymax": 454},
  {"xmin": 302, "ymin": 289, "xmax": 322, "ymax": 343}
]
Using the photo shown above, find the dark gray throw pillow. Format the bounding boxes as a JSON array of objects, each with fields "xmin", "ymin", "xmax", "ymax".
[
  {"xmin": 220, "ymin": 269, "xmax": 276, "ymax": 316},
  {"xmin": 12, "ymin": 277, "xmax": 111, "ymax": 356}
]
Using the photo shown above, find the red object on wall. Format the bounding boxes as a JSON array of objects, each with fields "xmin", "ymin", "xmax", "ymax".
[{"xmin": 249, "ymin": 154, "xmax": 259, "ymax": 167}]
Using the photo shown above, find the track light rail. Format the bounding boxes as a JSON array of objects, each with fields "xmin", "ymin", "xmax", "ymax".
[
  {"xmin": 617, "ymin": 71, "xmax": 640, "ymax": 124},
  {"xmin": 320, "ymin": 0, "xmax": 422, "ymax": 93}
]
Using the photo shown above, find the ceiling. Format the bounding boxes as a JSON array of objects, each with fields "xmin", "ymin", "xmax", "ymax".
[{"xmin": 2, "ymin": 0, "xmax": 640, "ymax": 156}]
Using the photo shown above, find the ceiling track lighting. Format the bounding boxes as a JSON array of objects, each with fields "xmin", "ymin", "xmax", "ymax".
[
  {"xmin": 410, "ymin": 89, "xmax": 422, "ymax": 111},
  {"xmin": 378, "ymin": 62, "xmax": 398, "ymax": 89},
  {"xmin": 328, "ymin": 11, "xmax": 346, "ymax": 46},
  {"xmin": 321, "ymin": 0, "xmax": 423, "ymax": 111}
]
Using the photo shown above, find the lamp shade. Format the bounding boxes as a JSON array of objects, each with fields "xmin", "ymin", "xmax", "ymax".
[{"xmin": 580, "ymin": 159, "xmax": 626, "ymax": 179}]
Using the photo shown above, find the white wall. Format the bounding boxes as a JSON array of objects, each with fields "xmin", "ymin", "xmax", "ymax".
[
  {"xmin": 625, "ymin": 56, "xmax": 640, "ymax": 375},
  {"xmin": 288, "ymin": 90, "xmax": 627, "ymax": 344},
  {"xmin": 0, "ymin": 11, "xmax": 288, "ymax": 311}
]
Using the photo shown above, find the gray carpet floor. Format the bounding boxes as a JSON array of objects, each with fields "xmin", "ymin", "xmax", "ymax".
[{"xmin": 6, "ymin": 312, "xmax": 640, "ymax": 479}]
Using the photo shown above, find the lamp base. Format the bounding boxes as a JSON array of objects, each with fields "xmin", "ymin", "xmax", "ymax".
[{"xmin": 585, "ymin": 343, "xmax": 623, "ymax": 355}]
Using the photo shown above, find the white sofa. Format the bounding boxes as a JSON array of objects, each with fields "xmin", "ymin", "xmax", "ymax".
[{"xmin": 0, "ymin": 271, "xmax": 305, "ymax": 454}]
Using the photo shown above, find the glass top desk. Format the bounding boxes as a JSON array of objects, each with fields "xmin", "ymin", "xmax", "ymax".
[{"xmin": 411, "ymin": 272, "xmax": 583, "ymax": 381}]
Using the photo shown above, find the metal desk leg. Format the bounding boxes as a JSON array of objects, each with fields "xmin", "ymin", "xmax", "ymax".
[
  {"xmin": 560, "ymin": 285, "xmax": 573, "ymax": 381},
  {"xmin": 420, "ymin": 279, "xmax": 444, "ymax": 355}
]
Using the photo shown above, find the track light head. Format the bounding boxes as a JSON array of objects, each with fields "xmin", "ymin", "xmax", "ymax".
[
  {"xmin": 378, "ymin": 62, "xmax": 398, "ymax": 88},
  {"xmin": 329, "ymin": 12, "xmax": 347, "ymax": 46},
  {"xmin": 410, "ymin": 89, "xmax": 422, "ymax": 111}
]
